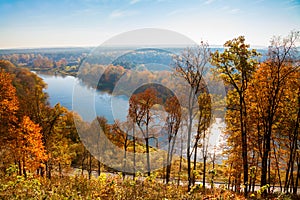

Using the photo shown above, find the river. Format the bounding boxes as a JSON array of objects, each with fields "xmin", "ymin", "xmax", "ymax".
[
  {"xmin": 37, "ymin": 72, "xmax": 225, "ymax": 153},
  {"xmin": 37, "ymin": 73, "xmax": 129, "ymax": 123}
]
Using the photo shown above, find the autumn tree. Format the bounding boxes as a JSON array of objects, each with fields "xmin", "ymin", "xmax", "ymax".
[
  {"xmin": 174, "ymin": 42, "xmax": 210, "ymax": 190},
  {"xmin": 222, "ymin": 100, "xmax": 244, "ymax": 192},
  {"xmin": 263, "ymin": 31, "xmax": 299, "ymax": 193},
  {"xmin": 279, "ymin": 73, "xmax": 300, "ymax": 194},
  {"xmin": 0, "ymin": 60, "xmax": 48, "ymax": 126},
  {"xmin": 33, "ymin": 54, "xmax": 54, "ymax": 68},
  {"xmin": 111, "ymin": 120, "xmax": 133, "ymax": 179},
  {"xmin": 0, "ymin": 69, "xmax": 19, "ymax": 137},
  {"xmin": 45, "ymin": 110, "xmax": 79, "ymax": 178},
  {"xmin": 129, "ymin": 87, "xmax": 161, "ymax": 176},
  {"xmin": 0, "ymin": 66, "xmax": 48, "ymax": 176},
  {"xmin": 96, "ymin": 116, "xmax": 110, "ymax": 176},
  {"xmin": 0, "ymin": 60, "xmax": 75, "ymax": 178},
  {"xmin": 247, "ymin": 31, "xmax": 300, "ymax": 193},
  {"xmin": 0, "ymin": 69, "xmax": 19, "ymax": 173},
  {"xmin": 164, "ymin": 96, "xmax": 181, "ymax": 183},
  {"xmin": 197, "ymin": 92, "xmax": 212, "ymax": 188},
  {"xmin": 211, "ymin": 36, "xmax": 260, "ymax": 196},
  {"xmin": 15, "ymin": 116, "xmax": 48, "ymax": 176}
]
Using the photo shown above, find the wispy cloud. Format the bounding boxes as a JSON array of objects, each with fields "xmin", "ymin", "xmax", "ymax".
[
  {"xmin": 284, "ymin": 0, "xmax": 300, "ymax": 10},
  {"xmin": 204, "ymin": 0, "xmax": 215, "ymax": 5},
  {"xmin": 156, "ymin": 0, "xmax": 172, "ymax": 2},
  {"xmin": 166, "ymin": 7, "xmax": 200, "ymax": 17},
  {"xmin": 130, "ymin": 0, "xmax": 140, "ymax": 5},
  {"xmin": 109, "ymin": 9, "xmax": 138, "ymax": 19},
  {"xmin": 229, "ymin": 8, "xmax": 240, "ymax": 14},
  {"xmin": 220, "ymin": 6, "xmax": 241, "ymax": 15},
  {"xmin": 72, "ymin": 8, "xmax": 101, "ymax": 16},
  {"xmin": 253, "ymin": 0, "xmax": 265, "ymax": 4},
  {"xmin": 220, "ymin": 6, "xmax": 230, "ymax": 11},
  {"xmin": 286, "ymin": 4, "xmax": 300, "ymax": 10},
  {"xmin": 167, "ymin": 9, "xmax": 183, "ymax": 16},
  {"xmin": 285, "ymin": 0, "xmax": 296, "ymax": 3}
]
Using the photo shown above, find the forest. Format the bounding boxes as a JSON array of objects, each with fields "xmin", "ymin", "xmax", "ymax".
[{"xmin": 0, "ymin": 31, "xmax": 299, "ymax": 199}]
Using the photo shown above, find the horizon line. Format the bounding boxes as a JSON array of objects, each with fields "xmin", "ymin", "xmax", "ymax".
[{"xmin": 0, "ymin": 44, "xmax": 270, "ymax": 51}]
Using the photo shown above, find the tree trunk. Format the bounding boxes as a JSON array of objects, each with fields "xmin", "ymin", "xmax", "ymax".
[
  {"xmin": 261, "ymin": 120, "xmax": 272, "ymax": 196},
  {"xmin": 81, "ymin": 149, "xmax": 86, "ymax": 176},
  {"xmin": 289, "ymin": 166, "xmax": 294, "ymax": 193},
  {"xmin": 166, "ymin": 134, "xmax": 178, "ymax": 184},
  {"xmin": 46, "ymin": 161, "xmax": 51, "ymax": 179},
  {"xmin": 88, "ymin": 153, "xmax": 92, "ymax": 179},
  {"xmin": 97, "ymin": 160, "xmax": 101, "ymax": 177},
  {"xmin": 177, "ymin": 132, "xmax": 183, "ymax": 187},
  {"xmin": 18, "ymin": 160, "xmax": 22, "ymax": 176},
  {"xmin": 294, "ymin": 155, "xmax": 299, "ymax": 194},
  {"xmin": 166, "ymin": 137, "xmax": 171, "ymax": 184},
  {"xmin": 166, "ymin": 165, "xmax": 171, "ymax": 184},
  {"xmin": 187, "ymin": 106, "xmax": 193, "ymax": 191},
  {"xmin": 240, "ymin": 96, "xmax": 248, "ymax": 197},
  {"xmin": 187, "ymin": 135, "xmax": 192, "ymax": 190},
  {"xmin": 292, "ymin": 93, "xmax": 300, "ymax": 194},
  {"xmin": 273, "ymin": 140, "xmax": 282, "ymax": 192},
  {"xmin": 166, "ymin": 138, "xmax": 170, "ymax": 183},
  {"xmin": 145, "ymin": 137, "xmax": 150, "ymax": 176},
  {"xmin": 252, "ymin": 166, "xmax": 257, "ymax": 193},
  {"xmin": 203, "ymin": 155, "xmax": 206, "ymax": 189},
  {"xmin": 249, "ymin": 152, "xmax": 255, "ymax": 193},
  {"xmin": 261, "ymin": 146, "xmax": 269, "ymax": 194},
  {"xmin": 123, "ymin": 136, "xmax": 128, "ymax": 180},
  {"xmin": 212, "ymin": 151, "xmax": 215, "ymax": 169},
  {"xmin": 187, "ymin": 87, "xmax": 196, "ymax": 191},
  {"xmin": 268, "ymin": 154, "xmax": 271, "ymax": 193},
  {"xmin": 284, "ymin": 126, "xmax": 298, "ymax": 192},
  {"xmin": 59, "ymin": 162, "xmax": 62, "ymax": 178},
  {"xmin": 193, "ymin": 143, "xmax": 198, "ymax": 185},
  {"xmin": 133, "ymin": 124, "xmax": 136, "ymax": 179},
  {"xmin": 228, "ymin": 162, "xmax": 233, "ymax": 190},
  {"xmin": 22, "ymin": 159, "xmax": 27, "ymax": 178}
]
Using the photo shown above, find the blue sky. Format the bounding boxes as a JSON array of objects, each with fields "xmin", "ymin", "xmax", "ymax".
[{"xmin": 0, "ymin": 0, "xmax": 299, "ymax": 48}]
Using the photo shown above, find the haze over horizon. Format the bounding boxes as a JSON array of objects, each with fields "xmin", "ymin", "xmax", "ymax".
[{"xmin": 0, "ymin": 0, "xmax": 299, "ymax": 49}]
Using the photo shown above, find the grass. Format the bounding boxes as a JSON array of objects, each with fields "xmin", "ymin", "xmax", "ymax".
[
  {"xmin": 2, "ymin": 166, "xmax": 299, "ymax": 200},
  {"xmin": 0, "ymin": 171, "xmax": 247, "ymax": 200}
]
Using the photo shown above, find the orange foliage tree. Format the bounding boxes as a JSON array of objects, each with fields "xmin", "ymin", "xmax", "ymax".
[
  {"xmin": 0, "ymin": 69, "xmax": 19, "ymax": 173},
  {"xmin": 15, "ymin": 116, "xmax": 48, "ymax": 175},
  {"xmin": 165, "ymin": 96, "xmax": 181, "ymax": 184},
  {"xmin": 129, "ymin": 87, "xmax": 161, "ymax": 176},
  {"xmin": 0, "ymin": 67, "xmax": 48, "ymax": 175}
]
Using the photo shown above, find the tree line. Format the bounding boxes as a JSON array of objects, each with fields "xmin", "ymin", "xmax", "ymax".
[{"xmin": 211, "ymin": 31, "xmax": 300, "ymax": 197}]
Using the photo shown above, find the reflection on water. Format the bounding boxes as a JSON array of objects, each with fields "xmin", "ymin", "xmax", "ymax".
[{"xmin": 37, "ymin": 73, "xmax": 129, "ymax": 123}]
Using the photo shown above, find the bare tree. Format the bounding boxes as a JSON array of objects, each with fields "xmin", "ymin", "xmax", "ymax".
[{"xmin": 174, "ymin": 42, "xmax": 210, "ymax": 191}]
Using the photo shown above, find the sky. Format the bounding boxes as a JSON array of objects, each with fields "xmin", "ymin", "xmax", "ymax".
[{"xmin": 0, "ymin": 0, "xmax": 299, "ymax": 49}]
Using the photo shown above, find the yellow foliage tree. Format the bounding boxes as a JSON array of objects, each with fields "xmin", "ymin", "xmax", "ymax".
[{"xmin": 15, "ymin": 116, "xmax": 48, "ymax": 175}]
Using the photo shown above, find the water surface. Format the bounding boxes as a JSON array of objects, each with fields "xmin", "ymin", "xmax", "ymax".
[{"xmin": 38, "ymin": 73, "xmax": 128, "ymax": 123}]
